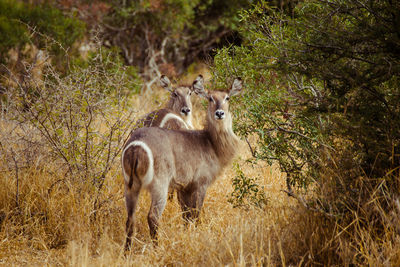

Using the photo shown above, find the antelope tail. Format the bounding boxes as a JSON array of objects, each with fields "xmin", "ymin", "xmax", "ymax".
[{"xmin": 122, "ymin": 141, "xmax": 154, "ymax": 189}]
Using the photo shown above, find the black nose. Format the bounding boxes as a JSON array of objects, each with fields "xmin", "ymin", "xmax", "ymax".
[
  {"xmin": 215, "ymin": 110, "xmax": 225, "ymax": 119},
  {"xmin": 181, "ymin": 107, "xmax": 191, "ymax": 115}
]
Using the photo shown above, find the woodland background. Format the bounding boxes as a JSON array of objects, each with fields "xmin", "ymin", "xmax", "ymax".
[{"xmin": 0, "ymin": 0, "xmax": 399, "ymax": 265}]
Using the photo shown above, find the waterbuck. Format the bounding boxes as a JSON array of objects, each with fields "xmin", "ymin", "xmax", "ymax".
[
  {"xmin": 136, "ymin": 75, "xmax": 204, "ymax": 130},
  {"xmin": 137, "ymin": 75, "xmax": 203, "ymax": 200},
  {"xmin": 122, "ymin": 77, "xmax": 243, "ymax": 249}
]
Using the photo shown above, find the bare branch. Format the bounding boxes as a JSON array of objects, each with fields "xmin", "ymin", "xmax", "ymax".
[
  {"xmin": 282, "ymin": 188, "xmax": 337, "ymax": 218},
  {"xmin": 245, "ymin": 137, "xmax": 257, "ymax": 158}
]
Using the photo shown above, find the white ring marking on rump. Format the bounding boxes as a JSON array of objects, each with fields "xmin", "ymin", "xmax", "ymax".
[{"xmin": 122, "ymin": 140, "xmax": 154, "ymax": 188}]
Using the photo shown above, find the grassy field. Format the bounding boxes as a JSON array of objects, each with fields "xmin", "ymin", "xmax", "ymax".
[
  {"xmin": 0, "ymin": 70, "xmax": 304, "ymax": 266},
  {"xmin": 1, "ymin": 69, "xmax": 399, "ymax": 266}
]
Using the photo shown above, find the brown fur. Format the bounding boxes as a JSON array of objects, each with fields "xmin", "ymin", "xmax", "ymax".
[
  {"xmin": 123, "ymin": 146, "xmax": 149, "ymax": 188},
  {"xmin": 122, "ymin": 78, "xmax": 243, "ymax": 249}
]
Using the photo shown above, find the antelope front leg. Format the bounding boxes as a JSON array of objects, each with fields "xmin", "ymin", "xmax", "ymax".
[{"xmin": 177, "ymin": 185, "xmax": 207, "ymax": 222}]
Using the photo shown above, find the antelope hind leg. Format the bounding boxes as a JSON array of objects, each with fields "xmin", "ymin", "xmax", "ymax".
[
  {"xmin": 147, "ymin": 187, "xmax": 168, "ymax": 242},
  {"xmin": 124, "ymin": 185, "xmax": 140, "ymax": 251}
]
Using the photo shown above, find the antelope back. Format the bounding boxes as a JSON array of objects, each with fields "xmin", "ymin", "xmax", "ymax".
[{"xmin": 136, "ymin": 109, "xmax": 189, "ymax": 130}]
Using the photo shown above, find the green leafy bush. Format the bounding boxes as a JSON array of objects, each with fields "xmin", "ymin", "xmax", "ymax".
[
  {"xmin": 213, "ymin": 0, "xmax": 400, "ymax": 188},
  {"xmin": 228, "ymin": 163, "xmax": 267, "ymax": 209},
  {"xmin": 213, "ymin": 1, "xmax": 400, "ymax": 264}
]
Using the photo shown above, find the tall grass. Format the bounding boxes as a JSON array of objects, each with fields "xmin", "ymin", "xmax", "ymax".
[{"xmin": 0, "ymin": 109, "xmax": 296, "ymax": 265}]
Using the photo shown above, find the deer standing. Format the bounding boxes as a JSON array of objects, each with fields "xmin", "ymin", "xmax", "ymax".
[
  {"xmin": 122, "ymin": 78, "xmax": 243, "ymax": 250},
  {"xmin": 136, "ymin": 75, "xmax": 203, "ymax": 130}
]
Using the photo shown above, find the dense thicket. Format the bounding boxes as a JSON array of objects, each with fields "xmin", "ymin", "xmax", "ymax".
[
  {"xmin": 214, "ymin": 0, "xmax": 400, "ymax": 187},
  {"xmin": 1, "ymin": 1, "xmax": 300, "ymax": 85},
  {"xmin": 1, "ymin": 0, "xmax": 399, "ymax": 264},
  {"xmin": 213, "ymin": 1, "xmax": 400, "ymax": 263}
]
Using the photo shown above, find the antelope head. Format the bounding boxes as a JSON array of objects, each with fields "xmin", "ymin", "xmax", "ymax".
[
  {"xmin": 160, "ymin": 75, "xmax": 204, "ymax": 118},
  {"xmin": 195, "ymin": 78, "xmax": 243, "ymax": 132}
]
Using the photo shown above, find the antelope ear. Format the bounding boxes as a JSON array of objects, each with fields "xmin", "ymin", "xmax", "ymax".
[
  {"xmin": 229, "ymin": 77, "xmax": 243, "ymax": 97},
  {"xmin": 192, "ymin": 74, "xmax": 208, "ymax": 98},
  {"xmin": 160, "ymin": 75, "xmax": 172, "ymax": 92}
]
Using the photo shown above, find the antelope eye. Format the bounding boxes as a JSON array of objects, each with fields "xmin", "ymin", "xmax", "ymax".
[
  {"xmin": 172, "ymin": 92, "xmax": 178, "ymax": 97},
  {"xmin": 225, "ymin": 96, "xmax": 230, "ymax": 101}
]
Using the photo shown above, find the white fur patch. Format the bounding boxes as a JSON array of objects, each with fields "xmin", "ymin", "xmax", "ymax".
[
  {"xmin": 159, "ymin": 113, "xmax": 190, "ymax": 129},
  {"xmin": 122, "ymin": 140, "xmax": 154, "ymax": 188},
  {"xmin": 186, "ymin": 119, "xmax": 194, "ymax": 129}
]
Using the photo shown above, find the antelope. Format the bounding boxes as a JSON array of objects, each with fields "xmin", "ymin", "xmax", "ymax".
[
  {"xmin": 135, "ymin": 75, "xmax": 204, "ymax": 130},
  {"xmin": 121, "ymin": 77, "xmax": 243, "ymax": 250},
  {"xmin": 136, "ymin": 75, "xmax": 203, "ymax": 200}
]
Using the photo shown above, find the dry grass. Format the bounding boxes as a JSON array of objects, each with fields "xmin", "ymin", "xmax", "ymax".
[
  {"xmin": 0, "ymin": 67, "xmax": 299, "ymax": 266},
  {"xmin": 0, "ymin": 156, "xmax": 295, "ymax": 266},
  {"xmin": 1, "ymin": 65, "xmax": 399, "ymax": 266}
]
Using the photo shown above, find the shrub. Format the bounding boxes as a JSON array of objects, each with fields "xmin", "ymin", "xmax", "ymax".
[
  {"xmin": 3, "ymin": 45, "xmax": 139, "ymax": 190},
  {"xmin": 228, "ymin": 163, "xmax": 267, "ymax": 209},
  {"xmin": 0, "ymin": 39, "xmax": 141, "ymax": 251},
  {"xmin": 213, "ymin": 1, "xmax": 400, "ymax": 264},
  {"xmin": 213, "ymin": 0, "xmax": 400, "ymax": 192}
]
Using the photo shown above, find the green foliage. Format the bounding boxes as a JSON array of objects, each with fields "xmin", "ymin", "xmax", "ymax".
[
  {"xmin": 228, "ymin": 163, "xmax": 267, "ymax": 209},
  {"xmin": 102, "ymin": 0, "xmax": 255, "ymax": 73},
  {"xmin": 0, "ymin": 0, "xmax": 85, "ymax": 62},
  {"xmin": 214, "ymin": 2, "xmax": 400, "ymax": 263},
  {"xmin": 0, "ymin": 1, "xmax": 27, "ymax": 59},
  {"xmin": 214, "ymin": 0, "xmax": 400, "ymax": 188},
  {"xmin": 214, "ymin": 39, "xmax": 326, "ymax": 189}
]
